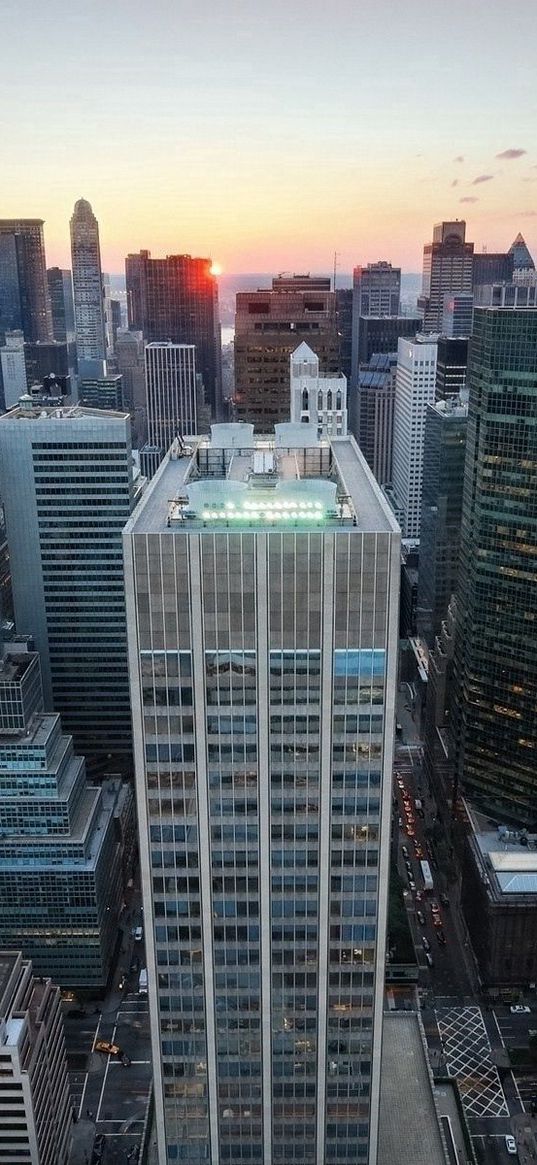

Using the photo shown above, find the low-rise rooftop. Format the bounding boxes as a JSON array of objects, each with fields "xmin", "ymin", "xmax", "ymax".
[{"xmin": 467, "ymin": 801, "xmax": 537, "ymax": 895}]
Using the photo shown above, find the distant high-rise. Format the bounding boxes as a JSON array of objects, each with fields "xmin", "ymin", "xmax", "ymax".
[
  {"xmin": 0, "ymin": 650, "xmax": 125, "ymax": 988},
  {"xmin": 115, "ymin": 328, "xmax": 147, "ymax": 445},
  {"xmin": 146, "ymin": 342, "xmax": 198, "ymax": 454},
  {"xmin": 70, "ymin": 199, "xmax": 107, "ymax": 370},
  {"xmin": 126, "ymin": 249, "xmax": 222, "ymax": 418},
  {"xmin": 0, "ymin": 220, "xmax": 52, "ymax": 343},
  {"xmin": 442, "ymin": 293, "xmax": 473, "ymax": 338},
  {"xmin": 335, "ymin": 286, "xmax": 353, "ymax": 379},
  {"xmin": 46, "ymin": 267, "xmax": 75, "ymax": 344},
  {"xmin": 289, "ymin": 341, "xmax": 347, "ymax": 436},
  {"xmin": 453, "ymin": 307, "xmax": 537, "ymax": 824},
  {"xmin": 78, "ymin": 373, "xmax": 124, "ymax": 411},
  {"xmin": 234, "ymin": 274, "xmax": 340, "ymax": 429},
  {"xmin": 124, "ymin": 423, "xmax": 400, "ymax": 1165},
  {"xmin": 0, "ymin": 331, "xmax": 27, "ymax": 409},
  {"xmin": 509, "ymin": 232, "xmax": 535, "ymax": 271},
  {"xmin": 0, "ymin": 950, "xmax": 72, "ymax": 1163},
  {"xmin": 418, "ymin": 221, "xmax": 474, "ymax": 332},
  {"xmin": 417, "ymin": 397, "xmax": 467, "ymax": 649},
  {"xmin": 392, "ymin": 336, "xmax": 438, "ymax": 538},
  {"xmin": 353, "ymin": 352, "xmax": 397, "ymax": 485},
  {"xmin": 0, "ymin": 404, "xmax": 143, "ymax": 766},
  {"xmin": 473, "ymin": 250, "xmax": 513, "ymax": 289},
  {"xmin": 351, "ymin": 262, "xmax": 401, "ymax": 383},
  {"xmin": 354, "ymin": 315, "xmax": 421, "ymax": 369}
]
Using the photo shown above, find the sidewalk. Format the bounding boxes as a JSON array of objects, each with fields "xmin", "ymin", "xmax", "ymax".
[
  {"xmin": 513, "ymin": 1112, "xmax": 537, "ymax": 1165},
  {"xmin": 69, "ymin": 1118, "xmax": 96, "ymax": 1165}
]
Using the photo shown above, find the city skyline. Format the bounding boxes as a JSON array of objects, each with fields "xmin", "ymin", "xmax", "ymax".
[{"xmin": 3, "ymin": 0, "xmax": 537, "ymax": 273}]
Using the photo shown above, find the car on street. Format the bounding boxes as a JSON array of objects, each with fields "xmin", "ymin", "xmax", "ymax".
[
  {"xmin": 433, "ymin": 914, "xmax": 443, "ymax": 929},
  {"xmin": 430, "ymin": 900, "xmax": 440, "ymax": 916},
  {"xmin": 401, "ymin": 846, "xmax": 409, "ymax": 859},
  {"xmin": 408, "ymin": 879, "xmax": 416, "ymax": 891},
  {"xmin": 95, "ymin": 1039, "xmax": 122, "ymax": 1056},
  {"xmin": 510, "ymin": 1005, "xmax": 531, "ymax": 1014},
  {"xmin": 425, "ymin": 952, "xmax": 434, "ymax": 969},
  {"xmin": 416, "ymin": 910, "xmax": 426, "ymax": 926},
  {"xmin": 422, "ymin": 936, "xmax": 431, "ymax": 952},
  {"xmin": 436, "ymin": 929, "xmax": 446, "ymax": 945},
  {"xmin": 440, "ymin": 893, "xmax": 450, "ymax": 907},
  {"xmin": 414, "ymin": 844, "xmax": 424, "ymax": 858},
  {"xmin": 505, "ymin": 1134, "xmax": 517, "ymax": 1155},
  {"xmin": 406, "ymin": 826, "xmax": 415, "ymax": 837},
  {"xmin": 133, "ymin": 925, "xmax": 143, "ymax": 942}
]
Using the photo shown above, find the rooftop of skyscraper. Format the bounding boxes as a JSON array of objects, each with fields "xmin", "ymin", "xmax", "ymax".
[
  {"xmin": 1, "ymin": 403, "xmax": 129, "ymax": 422},
  {"xmin": 126, "ymin": 423, "xmax": 399, "ymax": 536}
]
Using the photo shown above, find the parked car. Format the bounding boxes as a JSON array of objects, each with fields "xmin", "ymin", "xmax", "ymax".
[
  {"xmin": 436, "ymin": 929, "xmax": 446, "ymax": 946},
  {"xmin": 510, "ymin": 1005, "xmax": 531, "ymax": 1015},
  {"xmin": 440, "ymin": 893, "xmax": 450, "ymax": 907},
  {"xmin": 505, "ymin": 1134, "xmax": 517, "ymax": 1155},
  {"xmin": 416, "ymin": 910, "xmax": 426, "ymax": 926},
  {"xmin": 422, "ymin": 936, "xmax": 431, "ymax": 952},
  {"xmin": 401, "ymin": 846, "xmax": 409, "ymax": 859},
  {"xmin": 133, "ymin": 925, "xmax": 143, "ymax": 942},
  {"xmin": 425, "ymin": 952, "xmax": 434, "ymax": 969}
]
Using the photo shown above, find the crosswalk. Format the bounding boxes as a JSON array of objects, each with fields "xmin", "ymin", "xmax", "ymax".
[{"xmin": 436, "ymin": 1005, "xmax": 509, "ymax": 1118}]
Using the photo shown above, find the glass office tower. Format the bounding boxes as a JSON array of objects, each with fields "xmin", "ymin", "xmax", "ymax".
[
  {"xmin": 124, "ymin": 423, "xmax": 400, "ymax": 1165},
  {"xmin": 453, "ymin": 308, "xmax": 537, "ymax": 824}
]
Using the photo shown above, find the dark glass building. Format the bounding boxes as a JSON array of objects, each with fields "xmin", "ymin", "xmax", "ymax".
[
  {"xmin": 126, "ymin": 249, "xmax": 222, "ymax": 418},
  {"xmin": 453, "ymin": 308, "xmax": 537, "ymax": 824},
  {"xmin": 0, "ymin": 220, "xmax": 52, "ymax": 343},
  {"xmin": 435, "ymin": 336, "xmax": 468, "ymax": 401},
  {"xmin": 0, "ymin": 234, "xmax": 22, "ymax": 342},
  {"xmin": 355, "ymin": 315, "xmax": 421, "ymax": 369},
  {"xmin": 417, "ymin": 398, "xmax": 467, "ymax": 650},
  {"xmin": 335, "ymin": 286, "xmax": 353, "ymax": 380},
  {"xmin": 473, "ymin": 251, "xmax": 513, "ymax": 288}
]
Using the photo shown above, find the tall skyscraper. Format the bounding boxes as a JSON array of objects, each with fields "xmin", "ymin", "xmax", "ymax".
[
  {"xmin": 46, "ymin": 267, "xmax": 75, "ymax": 343},
  {"xmin": 352, "ymin": 353, "xmax": 397, "ymax": 486},
  {"xmin": 124, "ymin": 424, "xmax": 400, "ymax": 1165},
  {"xmin": 126, "ymin": 249, "xmax": 222, "ymax": 418},
  {"xmin": 391, "ymin": 336, "xmax": 438, "ymax": 538},
  {"xmin": 418, "ymin": 221, "xmax": 474, "ymax": 333},
  {"xmin": 116, "ymin": 327, "xmax": 147, "ymax": 445},
  {"xmin": 453, "ymin": 307, "xmax": 537, "ymax": 824},
  {"xmin": 472, "ymin": 250, "xmax": 513, "ymax": 289},
  {"xmin": 146, "ymin": 342, "xmax": 198, "ymax": 453},
  {"xmin": 353, "ymin": 315, "xmax": 421, "ymax": 370},
  {"xmin": 0, "ymin": 402, "xmax": 143, "ymax": 766},
  {"xmin": 0, "ymin": 951, "xmax": 72, "ymax": 1163},
  {"xmin": 289, "ymin": 342, "xmax": 347, "ymax": 436},
  {"xmin": 350, "ymin": 263, "xmax": 401, "ymax": 384},
  {"xmin": 0, "ymin": 650, "xmax": 125, "ymax": 987},
  {"xmin": 0, "ymin": 330, "xmax": 27, "ymax": 408},
  {"xmin": 441, "ymin": 293, "xmax": 473, "ymax": 338},
  {"xmin": 0, "ymin": 220, "xmax": 52, "ymax": 342},
  {"xmin": 234, "ymin": 275, "xmax": 340, "ymax": 430},
  {"xmin": 70, "ymin": 198, "xmax": 107, "ymax": 371},
  {"xmin": 416, "ymin": 397, "xmax": 467, "ymax": 649},
  {"xmin": 435, "ymin": 336, "xmax": 468, "ymax": 402}
]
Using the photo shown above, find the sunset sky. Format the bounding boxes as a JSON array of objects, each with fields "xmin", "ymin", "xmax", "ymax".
[{"xmin": 3, "ymin": 0, "xmax": 537, "ymax": 273}]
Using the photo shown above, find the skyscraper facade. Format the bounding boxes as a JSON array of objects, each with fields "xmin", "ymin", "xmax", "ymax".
[
  {"xmin": 124, "ymin": 424, "xmax": 400, "ymax": 1165},
  {"xmin": 418, "ymin": 221, "xmax": 474, "ymax": 333},
  {"xmin": 126, "ymin": 250, "xmax": 222, "ymax": 418},
  {"xmin": 234, "ymin": 276, "xmax": 340, "ymax": 430},
  {"xmin": 353, "ymin": 315, "xmax": 421, "ymax": 370},
  {"xmin": 353, "ymin": 353, "xmax": 397, "ymax": 486},
  {"xmin": 46, "ymin": 267, "xmax": 76, "ymax": 344},
  {"xmin": 417, "ymin": 398, "xmax": 467, "ymax": 650},
  {"xmin": 441, "ymin": 293, "xmax": 473, "ymax": 338},
  {"xmin": 472, "ymin": 250, "xmax": 513, "ymax": 289},
  {"xmin": 0, "ymin": 220, "xmax": 52, "ymax": 343},
  {"xmin": 453, "ymin": 307, "xmax": 537, "ymax": 825},
  {"xmin": 0, "ymin": 651, "xmax": 124, "ymax": 987},
  {"xmin": 0, "ymin": 403, "xmax": 143, "ymax": 765},
  {"xmin": 289, "ymin": 342, "xmax": 347, "ymax": 437},
  {"xmin": 0, "ymin": 330, "xmax": 27, "ymax": 408},
  {"xmin": 509, "ymin": 232, "xmax": 535, "ymax": 271},
  {"xmin": 391, "ymin": 337, "xmax": 438, "ymax": 539},
  {"xmin": 70, "ymin": 199, "xmax": 107, "ymax": 368},
  {"xmin": 0, "ymin": 951, "xmax": 72, "ymax": 1164},
  {"xmin": 350, "ymin": 263, "xmax": 401, "ymax": 384},
  {"xmin": 116, "ymin": 327, "xmax": 147, "ymax": 445},
  {"xmin": 435, "ymin": 336, "xmax": 468, "ymax": 402},
  {"xmin": 146, "ymin": 342, "xmax": 198, "ymax": 452}
]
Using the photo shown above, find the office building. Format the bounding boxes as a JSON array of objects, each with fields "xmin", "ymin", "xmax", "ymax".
[
  {"xmin": 509, "ymin": 232, "xmax": 535, "ymax": 271},
  {"xmin": 0, "ymin": 331, "xmax": 27, "ymax": 409},
  {"xmin": 124, "ymin": 423, "xmax": 400, "ymax": 1165},
  {"xmin": 473, "ymin": 250, "xmax": 513, "ymax": 289},
  {"xmin": 453, "ymin": 307, "xmax": 537, "ymax": 824},
  {"xmin": 418, "ymin": 221, "xmax": 474, "ymax": 333},
  {"xmin": 416, "ymin": 398, "xmax": 467, "ymax": 649},
  {"xmin": 391, "ymin": 337, "xmax": 438, "ymax": 539},
  {"xmin": 126, "ymin": 249, "xmax": 222, "ymax": 418},
  {"xmin": 234, "ymin": 275, "xmax": 340, "ymax": 430},
  {"xmin": 0, "ymin": 220, "xmax": 52, "ymax": 343},
  {"xmin": 0, "ymin": 650, "xmax": 125, "ymax": 987},
  {"xmin": 352, "ymin": 353, "xmax": 397, "ymax": 485},
  {"xmin": 146, "ymin": 342, "xmax": 198, "ymax": 454},
  {"xmin": 46, "ymin": 267, "xmax": 75, "ymax": 344},
  {"xmin": 0, "ymin": 950, "xmax": 72, "ymax": 1164},
  {"xmin": 78, "ymin": 373, "xmax": 124, "ymax": 411},
  {"xmin": 24, "ymin": 339, "xmax": 70, "ymax": 392},
  {"xmin": 351, "ymin": 263, "xmax": 401, "ymax": 384},
  {"xmin": 335, "ymin": 287, "xmax": 353, "ymax": 380},
  {"xmin": 475, "ymin": 283, "xmax": 537, "ymax": 309},
  {"xmin": 0, "ymin": 403, "xmax": 143, "ymax": 766},
  {"xmin": 289, "ymin": 342, "xmax": 347, "ymax": 437},
  {"xmin": 442, "ymin": 293, "xmax": 473, "ymax": 337},
  {"xmin": 70, "ymin": 199, "xmax": 107, "ymax": 371},
  {"xmin": 434, "ymin": 336, "xmax": 468, "ymax": 402},
  {"xmin": 354, "ymin": 315, "xmax": 421, "ymax": 369},
  {"xmin": 116, "ymin": 327, "xmax": 147, "ymax": 445}
]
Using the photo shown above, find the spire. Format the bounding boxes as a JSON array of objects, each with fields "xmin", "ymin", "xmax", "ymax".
[{"xmin": 508, "ymin": 232, "xmax": 535, "ymax": 270}]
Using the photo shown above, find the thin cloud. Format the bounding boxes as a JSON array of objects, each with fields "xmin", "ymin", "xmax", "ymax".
[
  {"xmin": 460, "ymin": 196, "xmax": 479, "ymax": 203},
  {"xmin": 472, "ymin": 174, "xmax": 495, "ymax": 185},
  {"xmin": 451, "ymin": 179, "xmax": 459, "ymax": 187},
  {"xmin": 453, "ymin": 155, "xmax": 464, "ymax": 163},
  {"xmin": 496, "ymin": 148, "xmax": 526, "ymax": 160},
  {"xmin": 519, "ymin": 210, "xmax": 537, "ymax": 217}
]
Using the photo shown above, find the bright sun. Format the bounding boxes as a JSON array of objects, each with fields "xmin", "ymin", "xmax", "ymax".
[{"xmin": 210, "ymin": 262, "xmax": 222, "ymax": 276}]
